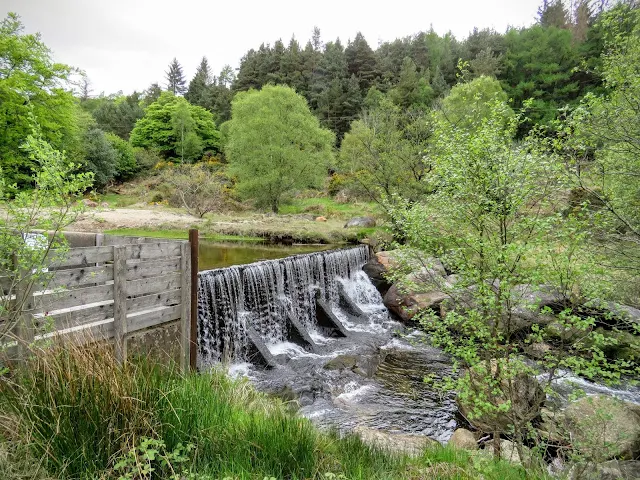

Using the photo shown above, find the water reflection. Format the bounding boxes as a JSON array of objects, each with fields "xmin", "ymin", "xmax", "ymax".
[{"xmin": 198, "ymin": 241, "xmax": 333, "ymax": 271}]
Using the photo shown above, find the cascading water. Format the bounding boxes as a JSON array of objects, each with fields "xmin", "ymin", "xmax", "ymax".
[{"xmin": 197, "ymin": 245, "xmax": 371, "ymax": 367}]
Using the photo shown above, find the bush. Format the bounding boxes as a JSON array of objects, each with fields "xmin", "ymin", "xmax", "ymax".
[
  {"xmin": 159, "ymin": 163, "xmax": 229, "ymax": 217},
  {"xmin": 105, "ymin": 133, "xmax": 138, "ymax": 181}
]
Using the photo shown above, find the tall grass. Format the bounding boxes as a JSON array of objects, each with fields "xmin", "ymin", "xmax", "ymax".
[{"xmin": 0, "ymin": 342, "xmax": 544, "ymax": 480}]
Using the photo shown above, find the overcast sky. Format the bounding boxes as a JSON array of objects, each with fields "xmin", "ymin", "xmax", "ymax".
[{"xmin": 2, "ymin": 0, "xmax": 542, "ymax": 95}]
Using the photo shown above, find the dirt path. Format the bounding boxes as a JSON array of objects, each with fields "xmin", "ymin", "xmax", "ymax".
[{"xmin": 71, "ymin": 207, "xmax": 205, "ymax": 231}]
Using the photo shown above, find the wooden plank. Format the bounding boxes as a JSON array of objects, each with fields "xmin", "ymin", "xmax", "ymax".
[
  {"xmin": 127, "ymin": 289, "xmax": 181, "ymax": 313},
  {"xmin": 47, "ymin": 246, "xmax": 114, "ymax": 269},
  {"xmin": 126, "ymin": 272, "xmax": 181, "ymax": 297},
  {"xmin": 32, "ymin": 283, "xmax": 113, "ymax": 312},
  {"xmin": 126, "ymin": 242, "xmax": 182, "ymax": 261},
  {"xmin": 46, "ymin": 319, "xmax": 115, "ymax": 346},
  {"xmin": 126, "ymin": 257, "xmax": 180, "ymax": 281},
  {"xmin": 42, "ymin": 302, "xmax": 114, "ymax": 331},
  {"xmin": 47, "ymin": 265, "xmax": 114, "ymax": 290},
  {"xmin": 180, "ymin": 242, "xmax": 191, "ymax": 372},
  {"xmin": 113, "ymin": 246, "xmax": 127, "ymax": 363},
  {"xmin": 127, "ymin": 305, "xmax": 181, "ymax": 333}
]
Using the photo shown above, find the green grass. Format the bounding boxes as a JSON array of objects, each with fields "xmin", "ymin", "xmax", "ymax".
[
  {"xmin": 97, "ymin": 193, "xmax": 139, "ymax": 208},
  {"xmin": 0, "ymin": 344, "xmax": 547, "ymax": 480},
  {"xmin": 279, "ymin": 197, "xmax": 380, "ymax": 219},
  {"xmin": 104, "ymin": 228, "xmax": 264, "ymax": 242}
]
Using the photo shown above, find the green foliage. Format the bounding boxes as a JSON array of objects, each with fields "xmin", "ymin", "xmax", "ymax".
[
  {"xmin": 0, "ymin": 13, "xmax": 78, "ymax": 188},
  {"xmin": 105, "ymin": 133, "xmax": 137, "ymax": 181},
  {"xmin": 130, "ymin": 92, "xmax": 220, "ymax": 160},
  {"xmin": 0, "ymin": 135, "xmax": 93, "ymax": 339},
  {"xmin": 165, "ymin": 58, "xmax": 186, "ymax": 95},
  {"xmin": 389, "ymin": 100, "xmax": 635, "ymax": 462},
  {"xmin": 0, "ymin": 343, "xmax": 547, "ymax": 480},
  {"xmin": 225, "ymin": 85, "xmax": 334, "ymax": 213},
  {"xmin": 502, "ymin": 25, "xmax": 582, "ymax": 129},
  {"xmin": 91, "ymin": 93, "xmax": 145, "ymax": 140},
  {"xmin": 82, "ymin": 127, "xmax": 117, "ymax": 189},
  {"xmin": 338, "ymin": 96, "xmax": 433, "ymax": 206},
  {"xmin": 562, "ymin": 4, "xmax": 640, "ymax": 274},
  {"xmin": 439, "ymin": 75, "xmax": 512, "ymax": 130}
]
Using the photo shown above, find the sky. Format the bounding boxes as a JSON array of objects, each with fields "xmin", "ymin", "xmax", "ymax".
[{"xmin": 2, "ymin": 0, "xmax": 542, "ymax": 96}]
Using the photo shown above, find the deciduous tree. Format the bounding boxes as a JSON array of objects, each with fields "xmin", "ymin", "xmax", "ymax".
[{"xmin": 225, "ymin": 85, "xmax": 334, "ymax": 212}]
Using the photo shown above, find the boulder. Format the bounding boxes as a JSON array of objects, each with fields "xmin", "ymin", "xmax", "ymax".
[
  {"xmin": 82, "ymin": 199, "xmax": 98, "ymax": 208},
  {"xmin": 499, "ymin": 439, "xmax": 531, "ymax": 466},
  {"xmin": 457, "ymin": 359, "xmax": 545, "ymax": 434},
  {"xmin": 448, "ymin": 428, "xmax": 477, "ymax": 450},
  {"xmin": 605, "ymin": 302, "xmax": 640, "ymax": 330},
  {"xmin": 562, "ymin": 395, "xmax": 640, "ymax": 461},
  {"xmin": 568, "ymin": 460, "xmax": 640, "ymax": 480},
  {"xmin": 354, "ymin": 426, "xmax": 438, "ymax": 456},
  {"xmin": 323, "ymin": 354, "xmax": 382, "ymax": 377},
  {"xmin": 383, "ymin": 284, "xmax": 448, "ymax": 322},
  {"xmin": 362, "ymin": 257, "xmax": 392, "ymax": 296},
  {"xmin": 315, "ymin": 216, "xmax": 327, "ymax": 222},
  {"xmin": 344, "ymin": 216, "xmax": 376, "ymax": 228}
]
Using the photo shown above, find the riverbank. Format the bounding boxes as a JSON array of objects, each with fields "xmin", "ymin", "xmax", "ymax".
[
  {"xmin": 0, "ymin": 343, "xmax": 540, "ymax": 480},
  {"xmin": 71, "ymin": 203, "xmax": 381, "ymax": 244}
]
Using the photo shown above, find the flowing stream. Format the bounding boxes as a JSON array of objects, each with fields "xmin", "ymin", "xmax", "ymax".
[{"xmin": 197, "ymin": 246, "xmax": 458, "ymax": 442}]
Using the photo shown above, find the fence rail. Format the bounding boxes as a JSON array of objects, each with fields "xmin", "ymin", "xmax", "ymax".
[{"xmin": 0, "ymin": 233, "xmax": 193, "ymax": 370}]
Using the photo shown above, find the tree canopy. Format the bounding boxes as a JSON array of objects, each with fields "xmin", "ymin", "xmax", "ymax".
[
  {"xmin": 225, "ymin": 85, "xmax": 334, "ymax": 212},
  {"xmin": 130, "ymin": 92, "xmax": 220, "ymax": 161}
]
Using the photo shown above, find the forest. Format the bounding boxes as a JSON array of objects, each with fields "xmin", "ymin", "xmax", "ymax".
[{"xmin": 1, "ymin": 0, "xmax": 640, "ymax": 479}]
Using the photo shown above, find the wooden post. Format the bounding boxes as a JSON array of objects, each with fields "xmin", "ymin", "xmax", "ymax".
[
  {"xmin": 188, "ymin": 229, "xmax": 199, "ymax": 370},
  {"xmin": 113, "ymin": 246, "xmax": 127, "ymax": 363},
  {"xmin": 179, "ymin": 242, "xmax": 191, "ymax": 372}
]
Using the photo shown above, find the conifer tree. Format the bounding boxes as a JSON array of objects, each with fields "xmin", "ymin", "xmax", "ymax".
[
  {"xmin": 165, "ymin": 58, "xmax": 187, "ymax": 95},
  {"xmin": 186, "ymin": 56, "xmax": 213, "ymax": 108}
]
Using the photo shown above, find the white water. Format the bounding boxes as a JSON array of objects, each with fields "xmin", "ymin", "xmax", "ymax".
[{"xmin": 197, "ymin": 246, "xmax": 370, "ymax": 367}]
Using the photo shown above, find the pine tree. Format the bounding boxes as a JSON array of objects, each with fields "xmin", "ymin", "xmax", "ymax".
[
  {"xmin": 165, "ymin": 58, "xmax": 187, "ymax": 95},
  {"xmin": 186, "ymin": 57, "xmax": 213, "ymax": 108},
  {"xmin": 538, "ymin": 0, "xmax": 570, "ymax": 28},
  {"xmin": 345, "ymin": 32, "xmax": 379, "ymax": 92}
]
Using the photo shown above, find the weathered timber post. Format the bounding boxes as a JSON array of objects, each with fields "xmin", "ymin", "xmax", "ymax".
[
  {"xmin": 179, "ymin": 241, "xmax": 191, "ymax": 372},
  {"xmin": 113, "ymin": 245, "xmax": 127, "ymax": 363},
  {"xmin": 188, "ymin": 229, "xmax": 199, "ymax": 370}
]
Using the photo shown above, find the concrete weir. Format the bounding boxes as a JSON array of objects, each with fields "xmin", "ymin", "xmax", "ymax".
[{"xmin": 196, "ymin": 245, "xmax": 370, "ymax": 369}]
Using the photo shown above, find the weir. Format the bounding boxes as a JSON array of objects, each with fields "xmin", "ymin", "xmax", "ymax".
[{"xmin": 197, "ymin": 245, "xmax": 371, "ymax": 368}]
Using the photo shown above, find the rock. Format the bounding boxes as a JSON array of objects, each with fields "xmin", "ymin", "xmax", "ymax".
[
  {"xmin": 100, "ymin": 202, "xmax": 110, "ymax": 208},
  {"xmin": 82, "ymin": 199, "xmax": 98, "ymax": 208},
  {"xmin": 383, "ymin": 284, "xmax": 448, "ymax": 322},
  {"xmin": 537, "ymin": 407, "xmax": 565, "ymax": 443},
  {"xmin": 567, "ymin": 460, "xmax": 640, "ymax": 480},
  {"xmin": 562, "ymin": 395, "xmax": 640, "ymax": 460},
  {"xmin": 315, "ymin": 216, "xmax": 327, "ymax": 222},
  {"xmin": 513, "ymin": 284, "xmax": 567, "ymax": 311},
  {"xmin": 324, "ymin": 355, "xmax": 358, "ymax": 370},
  {"xmin": 362, "ymin": 259, "xmax": 392, "ymax": 296},
  {"xmin": 457, "ymin": 359, "xmax": 545, "ymax": 434},
  {"xmin": 448, "ymin": 428, "xmax": 477, "ymax": 450},
  {"xmin": 375, "ymin": 250, "xmax": 445, "ymax": 276},
  {"xmin": 323, "ymin": 354, "xmax": 381, "ymax": 377},
  {"xmin": 545, "ymin": 320, "xmax": 588, "ymax": 342},
  {"xmin": 344, "ymin": 216, "xmax": 376, "ymax": 228},
  {"xmin": 526, "ymin": 342, "xmax": 553, "ymax": 360},
  {"xmin": 354, "ymin": 425, "xmax": 438, "ymax": 456},
  {"xmin": 605, "ymin": 302, "xmax": 640, "ymax": 330},
  {"xmin": 499, "ymin": 439, "xmax": 531, "ymax": 465}
]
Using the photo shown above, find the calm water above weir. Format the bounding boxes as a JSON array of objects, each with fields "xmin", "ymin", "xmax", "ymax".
[{"xmin": 198, "ymin": 240, "xmax": 332, "ymax": 271}]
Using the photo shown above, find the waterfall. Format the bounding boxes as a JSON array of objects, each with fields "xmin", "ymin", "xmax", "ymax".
[{"xmin": 197, "ymin": 245, "xmax": 370, "ymax": 367}]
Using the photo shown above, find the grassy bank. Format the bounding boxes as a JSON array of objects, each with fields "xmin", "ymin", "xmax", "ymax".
[
  {"xmin": 0, "ymin": 344, "xmax": 542, "ymax": 480},
  {"xmin": 104, "ymin": 228, "xmax": 264, "ymax": 243}
]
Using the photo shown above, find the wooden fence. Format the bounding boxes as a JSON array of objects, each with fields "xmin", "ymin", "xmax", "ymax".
[{"xmin": 0, "ymin": 233, "xmax": 194, "ymax": 370}]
